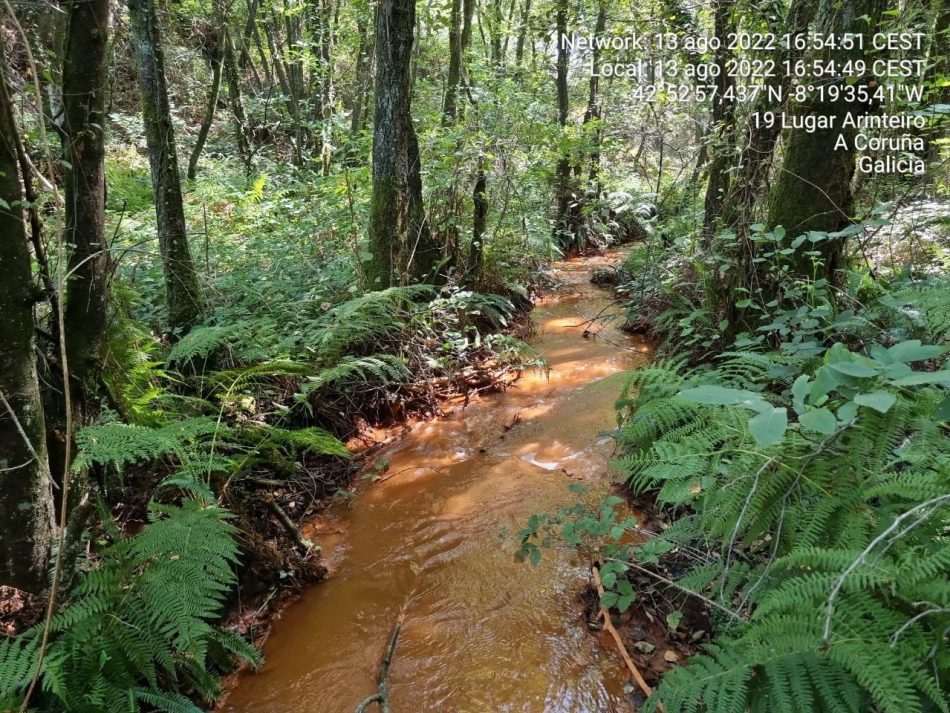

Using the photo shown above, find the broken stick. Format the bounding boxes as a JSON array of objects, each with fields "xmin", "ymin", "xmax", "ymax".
[
  {"xmin": 354, "ymin": 620, "xmax": 401, "ymax": 713},
  {"xmin": 592, "ymin": 565, "xmax": 662, "ymax": 711},
  {"xmin": 264, "ymin": 496, "xmax": 314, "ymax": 553}
]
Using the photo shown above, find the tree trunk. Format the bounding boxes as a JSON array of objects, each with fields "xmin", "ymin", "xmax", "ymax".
[
  {"xmin": 514, "ymin": 0, "xmax": 530, "ymax": 67},
  {"xmin": 583, "ymin": 2, "xmax": 606, "ymax": 192},
  {"xmin": 720, "ymin": 0, "xmax": 816, "ymax": 232},
  {"xmin": 501, "ymin": 0, "xmax": 517, "ymax": 59},
  {"xmin": 468, "ymin": 161, "xmax": 488, "ymax": 276},
  {"xmin": 926, "ymin": 0, "xmax": 949, "ymax": 161},
  {"xmin": 128, "ymin": 0, "xmax": 205, "ymax": 335},
  {"xmin": 40, "ymin": 0, "xmax": 112, "ymax": 521},
  {"xmin": 442, "ymin": 0, "xmax": 463, "ymax": 124},
  {"xmin": 0, "ymin": 49, "xmax": 55, "ymax": 593},
  {"xmin": 265, "ymin": 11, "xmax": 305, "ymax": 165},
  {"xmin": 350, "ymin": 2, "xmax": 375, "ymax": 137},
  {"xmin": 701, "ymin": 0, "xmax": 735, "ymax": 240},
  {"xmin": 187, "ymin": 35, "xmax": 223, "ymax": 180},
  {"xmin": 307, "ymin": 0, "xmax": 333, "ymax": 162},
  {"xmin": 60, "ymin": 0, "xmax": 112, "ymax": 430},
  {"xmin": 458, "ymin": 0, "xmax": 475, "ymax": 121},
  {"xmin": 238, "ymin": 0, "xmax": 261, "ymax": 76},
  {"xmin": 252, "ymin": 10, "xmax": 275, "ymax": 86},
  {"xmin": 220, "ymin": 22, "xmax": 252, "ymax": 170},
  {"xmin": 767, "ymin": 0, "xmax": 884, "ymax": 278},
  {"xmin": 488, "ymin": 0, "xmax": 503, "ymax": 65},
  {"xmin": 365, "ymin": 0, "xmax": 439, "ymax": 287},
  {"xmin": 552, "ymin": 0, "xmax": 578, "ymax": 251}
]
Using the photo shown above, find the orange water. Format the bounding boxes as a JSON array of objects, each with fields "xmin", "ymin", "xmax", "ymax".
[{"xmin": 224, "ymin": 255, "xmax": 650, "ymax": 712}]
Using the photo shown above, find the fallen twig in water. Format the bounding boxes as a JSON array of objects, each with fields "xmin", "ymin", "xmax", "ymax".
[
  {"xmin": 354, "ymin": 618, "xmax": 402, "ymax": 713},
  {"xmin": 592, "ymin": 565, "xmax": 662, "ymax": 711}
]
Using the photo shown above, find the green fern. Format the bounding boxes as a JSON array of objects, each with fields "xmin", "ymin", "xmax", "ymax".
[
  {"xmin": 167, "ymin": 324, "xmax": 246, "ymax": 365},
  {"xmin": 240, "ymin": 424, "xmax": 350, "ymax": 459},
  {"xmin": 0, "ymin": 497, "xmax": 259, "ymax": 712},
  {"xmin": 613, "ymin": 343, "xmax": 950, "ymax": 713},
  {"xmin": 296, "ymin": 354, "xmax": 411, "ymax": 399},
  {"xmin": 102, "ymin": 289, "xmax": 170, "ymax": 426},
  {"xmin": 314, "ymin": 285, "xmax": 435, "ymax": 361},
  {"xmin": 73, "ymin": 417, "xmax": 227, "ymax": 472},
  {"xmin": 889, "ymin": 280, "xmax": 950, "ymax": 343}
]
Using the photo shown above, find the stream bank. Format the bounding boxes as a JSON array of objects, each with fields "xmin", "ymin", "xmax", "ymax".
[{"xmin": 222, "ymin": 252, "xmax": 653, "ymax": 712}]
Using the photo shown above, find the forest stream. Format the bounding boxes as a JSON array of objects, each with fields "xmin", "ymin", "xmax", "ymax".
[{"xmin": 224, "ymin": 253, "xmax": 652, "ymax": 712}]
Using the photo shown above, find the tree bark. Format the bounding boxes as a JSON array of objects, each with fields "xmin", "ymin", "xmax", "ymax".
[
  {"xmin": 60, "ymin": 0, "xmax": 112, "ymax": 431},
  {"xmin": 488, "ymin": 0, "xmax": 503, "ymax": 65},
  {"xmin": 552, "ymin": 0, "xmax": 578, "ymax": 251},
  {"xmin": 221, "ymin": 20, "xmax": 253, "ymax": 171},
  {"xmin": 701, "ymin": 0, "xmax": 735, "ymax": 240},
  {"xmin": 38, "ymin": 0, "xmax": 112, "ymax": 526},
  {"xmin": 365, "ymin": 0, "xmax": 439, "ymax": 287},
  {"xmin": 265, "ymin": 10, "xmax": 305, "ymax": 165},
  {"xmin": 767, "ymin": 0, "xmax": 884, "ymax": 278},
  {"xmin": 720, "ymin": 0, "xmax": 816, "ymax": 232},
  {"xmin": 926, "ymin": 0, "xmax": 949, "ymax": 161},
  {"xmin": 583, "ymin": 2, "xmax": 607, "ymax": 192},
  {"xmin": 468, "ymin": 161, "xmax": 488, "ymax": 276},
  {"xmin": 128, "ymin": 0, "xmax": 205, "ymax": 335},
  {"xmin": 442, "ymin": 0, "xmax": 463, "ymax": 124},
  {"xmin": 0, "ymin": 49, "xmax": 55, "ymax": 593},
  {"xmin": 238, "ymin": 0, "xmax": 261, "ymax": 76},
  {"xmin": 514, "ymin": 0, "xmax": 531, "ymax": 67},
  {"xmin": 307, "ymin": 0, "xmax": 334, "ymax": 162}
]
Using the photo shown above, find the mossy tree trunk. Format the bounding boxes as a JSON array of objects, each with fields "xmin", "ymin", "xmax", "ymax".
[
  {"xmin": 487, "ymin": 0, "xmax": 503, "ymax": 65},
  {"xmin": 307, "ymin": 0, "xmax": 335, "ymax": 166},
  {"xmin": 926, "ymin": 0, "xmax": 949, "ymax": 161},
  {"xmin": 34, "ymin": 0, "xmax": 112, "ymax": 535},
  {"xmin": 767, "ymin": 0, "xmax": 885, "ymax": 279},
  {"xmin": 0, "ymin": 50, "xmax": 55, "ymax": 593},
  {"xmin": 514, "ymin": 0, "xmax": 531, "ymax": 67},
  {"xmin": 365, "ymin": 0, "xmax": 439, "ymax": 288},
  {"xmin": 720, "ymin": 0, "xmax": 816, "ymax": 232},
  {"xmin": 215, "ymin": 0, "xmax": 253, "ymax": 172},
  {"xmin": 718, "ymin": 0, "xmax": 817, "ymax": 336},
  {"xmin": 468, "ymin": 161, "xmax": 488, "ymax": 276},
  {"xmin": 552, "ymin": 0, "xmax": 579, "ymax": 252},
  {"xmin": 58, "ymin": 0, "xmax": 112, "ymax": 444},
  {"xmin": 128, "ymin": 0, "xmax": 205, "ymax": 335}
]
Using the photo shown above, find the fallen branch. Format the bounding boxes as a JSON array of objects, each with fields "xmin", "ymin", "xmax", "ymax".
[
  {"xmin": 354, "ymin": 620, "xmax": 401, "ymax": 713},
  {"xmin": 592, "ymin": 566, "xmax": 662, "ymax": 711},
  {"xmin": 264, "ymin": 496, "xmax": 314, "ymax": 553}
]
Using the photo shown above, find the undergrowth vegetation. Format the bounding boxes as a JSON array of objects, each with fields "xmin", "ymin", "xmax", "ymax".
[
  {"xmin": 520, "ymin": 212, "xmax": 950, "ymax": 711},
  {"xmin": 0, "ymin": 497, "xmax": 258, "ymax": 712},
  {"xmin": 3, "ymin": 0, "xmax": 949, "ymax": 708}
]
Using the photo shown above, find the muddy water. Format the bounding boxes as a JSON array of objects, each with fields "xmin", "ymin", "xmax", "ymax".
[{"xmin": 225, "ymin": 255, "xmax": 650, "ymax": 713}]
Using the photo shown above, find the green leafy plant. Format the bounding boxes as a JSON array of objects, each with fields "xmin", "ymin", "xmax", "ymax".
[
  {"xmin": 610, "ymin": 340, "xmax": 950, "ymax": 713},
  {"xmin": 0, "ymin": 497, "xmax": 259, "ymax": 713}
]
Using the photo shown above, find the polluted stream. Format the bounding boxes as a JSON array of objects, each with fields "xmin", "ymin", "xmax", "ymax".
[{"xmin": 224, "ymin": 254, "xmax": 651, "ymax": 712}]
